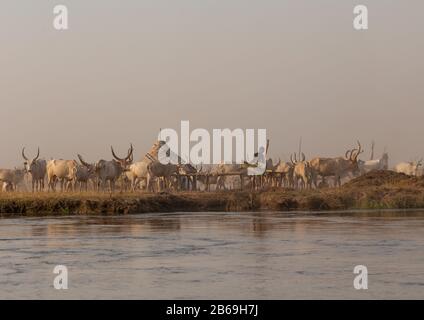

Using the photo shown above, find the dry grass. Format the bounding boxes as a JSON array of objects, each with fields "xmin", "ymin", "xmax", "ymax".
[{"xmin": 1, "ymin": 171, "xmax": 424, "ymax": 216}]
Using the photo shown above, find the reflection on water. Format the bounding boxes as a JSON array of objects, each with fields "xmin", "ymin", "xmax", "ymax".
[{"xmin": 0, "ymin": 210, "xmax": 424, "ymax": 299}]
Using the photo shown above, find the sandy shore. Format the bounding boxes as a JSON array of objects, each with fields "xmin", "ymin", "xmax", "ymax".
[{"xmin": 1, "ymin": 171, "xmax": 424, "ymax": 217}]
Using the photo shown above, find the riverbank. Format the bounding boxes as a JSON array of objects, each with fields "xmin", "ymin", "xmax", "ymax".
[{"xmin": 1, "ymin": 171, "xmax": 424, "ymax": 217}]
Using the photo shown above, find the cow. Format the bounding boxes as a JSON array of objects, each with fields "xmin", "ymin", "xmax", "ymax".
[
  {"xmin": 0, "ymin": 168, "xmax": 26, "ymax": 191},
  {"xmin": 394, "ymin": 160, "xmax": 422, "ymax": 176},
  {"xmin": 213, "ymin": 163, "xmax": 248, "ymax": 191},
  {"xmin": 46, "ymin": 159, "xmax": 78, "ymax": 192},
  {"xmin": 358, "ymin": 152, "xmax": 389, "ymax": 175},
  {"xmin": 195, "ymin": 165, "xmax": 223, "ymax": 191},
  {"xmin": 291, "ymin": 153, "xmax": 313, "ymax": 189},
  {"xmin": 74, "ymin": 164, "xmax": 96, "ymax": 191},
  {"xmin": 178, "ymin": 163, "xmax": 198, "ymax": 191},
  {"xmin": 126, "ymin": 160, "xmax": 149, "ymax": 191},
  {"xmin": 273, "ymin": 160, "xmax": 294, "ymax": 188},
  {"xmin": 145, "ymin": 153, "xmax": 180, "ymax": 192},
  {"xmin": 80, "ymin": 144, "xmax": 133, "ymax": 192},
  {"xmin": 309, "ymin": 141, "xmax": 363, "ymax": 187},
  {"xmin": 22, "ymin": 147, "xmax": 47, "ymax": 192}
]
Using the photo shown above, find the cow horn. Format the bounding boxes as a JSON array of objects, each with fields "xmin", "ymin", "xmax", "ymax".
[
  {"xmin": 126, "ymin": 144, "xmax": 134, "ymax": 162},
  {"xmin": 22, "ymin": 147, "xmax": 29, "ymax": 161},
  {"xmin": 111, "ymin": 146, "xmax": 124, "ymax": 161},
  {"xmin": 345, "ymin": 149, "xmax": 352, "ymax": 159},
  {"xmin": 349, "ymin": 148, "xmax": 358, "ymax": 161},
  {"xmin": 353, "ymin": 140, "xmax": 363, "ymax": 160},
  {"xmin": 34, "ymin": 147, "xmax": 40, "ymax": 161},
  {"xmin": 127, "ymin": 150, "xmax": 133, "ymax": 163},
  {"xmin": 78, "ymin": 154, "xmax": 90, "ymax": 167}
]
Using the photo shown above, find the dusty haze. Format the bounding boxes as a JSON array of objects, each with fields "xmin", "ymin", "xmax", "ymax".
[{"xmin": 0, "ymin": 1, "xmax": 423, "ymax": 168}]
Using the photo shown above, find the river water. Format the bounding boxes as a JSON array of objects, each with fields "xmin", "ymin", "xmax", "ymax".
[{"xmin": 0, "ymin": 211, "xmax": 423, "ymax": 299}]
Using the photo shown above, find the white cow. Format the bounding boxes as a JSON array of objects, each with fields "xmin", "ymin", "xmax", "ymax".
[
  {"xmin": 394, "ymin": 160, "xmax": 422, "ymax": 176},
  {"xmin": 47, "ymin": 159, "xmax": 78, "ymax": 192},
  {"xmin": 358, "ymin": 152, "xmax": 389, "ymax": 175}
]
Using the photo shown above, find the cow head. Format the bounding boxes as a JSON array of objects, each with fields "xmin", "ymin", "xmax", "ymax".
[
  {"xmin": 345, "ymin": 141, "xmax": 363, "ymax": 176},
  {"xmin": 22, "ymin": 147, "xmax": 40, "ymax": 173},
  {"xmin": 291, "ymin": 153, "xmax": 313, "ymax": 180},
  {"xmin": 77, "ymin": 154, "xmax": 96, "ymax": 175},
  {"xmin": 111, "ymin": 144, "xmax": 134, "ymax": 171},
  {"xmin": 290, "ymin": 152, "xmax": 307, "ymax": 165}
]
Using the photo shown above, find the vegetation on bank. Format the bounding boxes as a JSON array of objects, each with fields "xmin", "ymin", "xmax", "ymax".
[{"xmin": 1, "ymin": 171, "xmax": 424, "ymax": 216}]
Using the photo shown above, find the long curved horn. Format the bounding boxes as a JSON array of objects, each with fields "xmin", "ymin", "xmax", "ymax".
[
  {"xmin": 349, "ymin": 148, "xmax": 358, "ymax": 161},
  {"xmin": 22, "ymin": 147, "xmax": 29, "ymax": 161},
  {"xmin": 111, "ymin": 146, "xmax": 124, "ymax": 161},
  {"xmin": 345, "ymin": 149, "xmax": 352, "ymax": 159},
  {"xmin": 126, "ymin": 144, "xmax": 134, "ymax": 161},
  {"xmin": 78, "ymin": 154, "xmax": 91, "ymax": 167},
  {"xmin": 302, "ymin": 153, "xmax": 306, "ymax": 162},
  {"xmin": 125, "ymin": 145, "xmax": 134, "ymax": 162},
  {"xmin": 353, "ymin": 140, "xmax": 363, "ymax": 160},
  {"xmin": 294, "ymin": 153, "xmax": 298, "ymax": 163},
  {"xmin": 290, "ymin": 154, "xmax": 295, "ymax": 165},
  {"xmin": 34, "ymin": 147, "xmax": 40, "ymax": 161}
]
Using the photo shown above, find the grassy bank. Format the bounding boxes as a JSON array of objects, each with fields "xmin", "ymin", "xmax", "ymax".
[{"xmin": 1, "ymin": 171, "xmax": 424, "ymax": 217}]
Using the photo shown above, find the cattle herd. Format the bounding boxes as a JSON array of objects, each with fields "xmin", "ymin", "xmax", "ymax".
[{"xmin": 0, "ymin": 140, "xmax": 422, "ymax": 193}]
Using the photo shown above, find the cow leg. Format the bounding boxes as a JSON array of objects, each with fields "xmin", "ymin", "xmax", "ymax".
[
  {"xmin": 49, "ymin": 176, "xmax": 55, "ymax": 192},
  {"xmin": 337, "ymin": 176, "xmax": 342, "ymax": 187},
  {"xmin": 131, "ymin": 178, "xmax": 136, "ymax": 192}
]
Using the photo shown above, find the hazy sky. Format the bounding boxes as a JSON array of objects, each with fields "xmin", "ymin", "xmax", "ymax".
[{"xmin": 0, "ymin": 1, "xmax": 423, "ymax": 167}]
